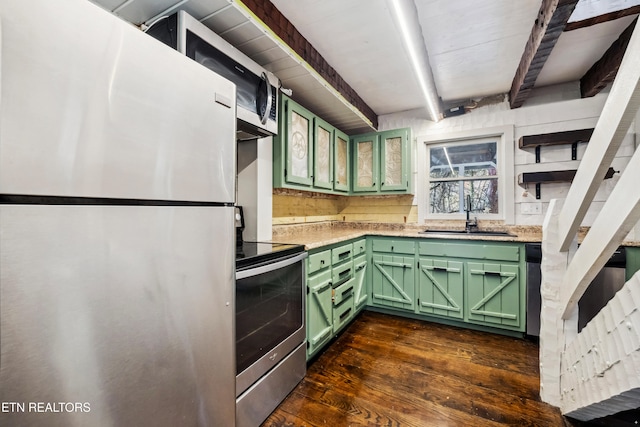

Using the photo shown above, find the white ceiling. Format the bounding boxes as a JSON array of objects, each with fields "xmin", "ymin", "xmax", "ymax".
[{"xmin": 91, "ymin": 0, "xmax": 639, "ymax": 133}]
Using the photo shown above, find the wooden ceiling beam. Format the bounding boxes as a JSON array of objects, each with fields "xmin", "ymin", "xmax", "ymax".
[
  {"xmin": 509, "ymin": 0, "xmax": 580, "ymax": 109},
  {"xmin": 565, "ymin": 5, "xmax": 640, "ymax": 31},
  {"xmin": 580, "ymin": 17, "xmax": 638, "ymax": 98}
]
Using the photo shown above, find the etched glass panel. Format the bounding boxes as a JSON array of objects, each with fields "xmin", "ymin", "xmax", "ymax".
[
  {"xmin": 290, "ymin": 111, "xmax": 309, "ymax": 179},
  {"xmin": 316, "ymin": 127, "xmax": 331, "ymax": 183},
  {"xmin": 336, "ymin": 136, "xmax": 348, "ymax": 185},
  {"xmin": 384, "ymin": 136, "xmax": 402, "ymax": 186},
  {"xmin": 357, "ymin": 140, "xmax": 374, "ymax": 187}
]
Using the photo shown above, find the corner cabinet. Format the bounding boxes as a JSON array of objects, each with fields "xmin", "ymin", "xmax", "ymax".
[
  {"xmin": 352, "ymin": 128, "xmax": 412, "ymax": 194},
  {"xmin": 274, "ymin": 96, "xmax": 350, "ymax": 194},
  {"xmin": 370, "ymin": 238, "xmax": 416, "ymax": 312},
  {"xmin": 333, "ymin": 129, "xmax": 350, "ymax": 193}
]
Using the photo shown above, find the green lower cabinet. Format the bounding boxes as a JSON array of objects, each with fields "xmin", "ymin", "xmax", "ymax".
[
  {"xmin": 371, "ymin": 253, "xmax": 415, "ymax": 311},
  {"xmin": 353, "ymin": 254, "xmax": 368, "ymax": 310},
  {"xmin": 306, "ymin": 269, "xmax": 333, "ymax": 359},
  {"xmin": 466, "ymin": 262, "xmax": 522, "ymax": 329},
  {"xmin": 417, "ymin": 258, "xmax": 464, "ymax": 320}
]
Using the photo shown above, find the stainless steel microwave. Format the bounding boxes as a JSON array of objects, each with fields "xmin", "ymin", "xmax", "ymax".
[{"xmin": 147, "ymin": 10, "xmax": 279, "ymax": 140}]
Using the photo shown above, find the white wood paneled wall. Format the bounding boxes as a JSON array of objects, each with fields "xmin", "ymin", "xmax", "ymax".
[{"xmin": 379, "ymin": 84, "xmax": 639, "ymax": 228}]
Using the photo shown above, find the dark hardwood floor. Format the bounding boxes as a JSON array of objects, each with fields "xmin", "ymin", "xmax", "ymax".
[{"xmin": 262, "ymin": 311, "xmax": 631, "ymax": 427}]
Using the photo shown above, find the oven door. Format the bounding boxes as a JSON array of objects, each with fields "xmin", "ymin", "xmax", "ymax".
[{"xmin": 235, "ymin": 252, "xmax": 307, "ymax": 397}]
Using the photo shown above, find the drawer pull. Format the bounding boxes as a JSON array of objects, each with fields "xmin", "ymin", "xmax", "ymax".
[
  {"xmin": 340, "ymin": 307, "xmax": 352, "ymax": 321},
  {"xmin": 339, "ymin": 269, "xmax": 350, "ymax": 278},
  {"xmin": 338, "ymin": 250, "xmax": 351, "ymax": 259},
  {"xmin": 342, "ymin": 286, "xmax": 354, "ymax": 297}
]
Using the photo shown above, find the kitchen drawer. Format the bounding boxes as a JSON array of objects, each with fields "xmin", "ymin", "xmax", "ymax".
[
  {"xmin": 418, "ymin": 241, "xmax": 520, "ymax": 262},
  {"xmin": 332, "ymin": 277, "xmax": 355, "ymax": 306},
  {"xmin": 371, "ymin": 238, "xmax": 415, "ymax": 255},
  {"xmin": 331, "ymin": 242, "xmax": 353, "ymax": 264},
  {"xmin": 332, "ymin": 293, "xmax": 354, "ymax": 333},
  {"xmin": 307, "ymin": 249, "xmax": 332, "ymax": 274},
  {"xmin": 332, "ymin": 259, "xmax": 353, "ymax": 287},
  {"xmin": 353, "ymin": 239, "xmax": 367, "ymax": 256}
]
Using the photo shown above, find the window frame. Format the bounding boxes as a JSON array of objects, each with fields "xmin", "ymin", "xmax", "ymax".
[{"xmin": 417, "ymin": 126, "xmax": 514, "ymax": 223}]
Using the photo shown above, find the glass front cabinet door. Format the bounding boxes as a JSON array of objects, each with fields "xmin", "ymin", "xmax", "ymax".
[
  {"xmin": 380, "ymin": 128, "xmax": 410, "ymax": 192},
  {"xmin": 313, "ymin": 117, "xmax": 334, "ymax": 190},
  {"xmin": 334, "ymin": 129, "xmax": 350, "ymax": 193},
  {"xmin": 286, "ymin": 100, "xmax": 314, "ymax": 186},
  {"xmin": 353, "ymin": 134, "xmax": 378, "ymax": 192},
  {"xmin": 352, "ymin": 128, "xmax": 411, "ymax": 194}
]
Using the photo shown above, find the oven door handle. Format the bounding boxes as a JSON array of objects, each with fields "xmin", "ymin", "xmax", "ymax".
[{"xmin": 236, "ymin": 252, "xmax": 308, "ymax": 280}]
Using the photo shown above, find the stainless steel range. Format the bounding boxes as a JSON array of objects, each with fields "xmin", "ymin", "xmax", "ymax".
[{"xmin": 235, "ymin": 209, "xmax": 307, "ymax": 426}]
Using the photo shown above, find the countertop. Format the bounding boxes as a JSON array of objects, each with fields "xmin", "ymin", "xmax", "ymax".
[
  {"xmin": 271, "ymin": 221, "xmax": 640, "ymax": 250},
  {"xmin": 271, "ymin": 221, "xmax": 545, "ymax": 250}
]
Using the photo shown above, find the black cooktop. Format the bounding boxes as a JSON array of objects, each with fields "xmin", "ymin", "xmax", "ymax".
[{"xmin": 236, "ymin": 241, "xmax": 306, "ymax": 271}]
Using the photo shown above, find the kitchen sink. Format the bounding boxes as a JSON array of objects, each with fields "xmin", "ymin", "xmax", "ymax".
[{"xmin": 420, "ymin": 229, "xmax": 515, "ymax": 237}]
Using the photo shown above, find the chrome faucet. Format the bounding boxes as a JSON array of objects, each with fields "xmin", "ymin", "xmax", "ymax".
[{"xmin": 465, "ymin": 194, "xmax": 478, "ymax": 233}]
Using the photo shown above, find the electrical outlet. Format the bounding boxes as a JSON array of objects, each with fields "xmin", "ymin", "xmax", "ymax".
[{"xmin": 521, "ymin": 202, "xmax": 542, "ymax": 215}]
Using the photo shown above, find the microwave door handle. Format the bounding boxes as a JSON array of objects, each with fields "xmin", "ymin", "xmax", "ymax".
[
  {"xmin": 236, "ymin": 252, "xmax": 307, "ymax": 280},
  {"xmin": 259, "ymin": 72, "xmax": 272, "ymax": 125}
]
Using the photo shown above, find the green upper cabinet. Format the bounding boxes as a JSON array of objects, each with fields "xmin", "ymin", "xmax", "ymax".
[
  {"xmin": 352, "ymin": 128, "xmax": 412, "ymax": 194},
  {"xmin": 333, "ymin": 129, "xmax": 350, "ymax": 193},
  {"xmin": 380, "ymin": 129, "xmax": 410, "ymax": 191},
  {"xmin": 273, "ymin": 96, "xmax": 313, "ymax": 188},
  {"xmin": 313, "ymin": 117, "xmax": 334, "ymax": 190},
  {"xmin": 352, "ymin": 133, "xmax": 378, "ymax": 192},
  {"xmin": 274, "ymin": 96, "xmax": 350, "ymax": 194}
]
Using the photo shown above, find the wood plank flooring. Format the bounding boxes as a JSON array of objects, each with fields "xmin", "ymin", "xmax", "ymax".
[{"xmin": 262, "ymin": 311, "xmax": 604, "ymax": 427}]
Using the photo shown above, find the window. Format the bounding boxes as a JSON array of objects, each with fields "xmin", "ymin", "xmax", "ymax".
[
  {"xmin": 429, "ymin": 139, "xmax": 499, "ymax": 214},
  {"xmin": 418, "ymin": 126, "xmax": 514, "ymax": 223}
]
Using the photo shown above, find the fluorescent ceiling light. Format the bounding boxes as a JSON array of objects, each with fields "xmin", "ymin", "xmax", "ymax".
[{"xmin": 389, "ymin": 0, "xmax": 441, "ymax": 122}]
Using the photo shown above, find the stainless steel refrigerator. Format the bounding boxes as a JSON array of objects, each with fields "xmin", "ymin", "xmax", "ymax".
[{"xmin": 0, "ymin": 0, "xmax": 237, "ymax": 426}]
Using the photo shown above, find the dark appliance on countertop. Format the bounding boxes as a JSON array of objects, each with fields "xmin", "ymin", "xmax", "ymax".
[
  {"xmin": 525, "ymin": 243, "xmax": 627, "ymax": 336},
  {"xmin": 234, "ymin": 207, "xmax": 307, "ymax": 427},
  {"xmin": 146, "ymin": 10, "xmax": 279, "ymax": 141}
]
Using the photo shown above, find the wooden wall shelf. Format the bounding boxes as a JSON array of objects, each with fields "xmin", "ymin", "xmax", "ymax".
[
  {"xmin": 519, "ymin": 128, "xmax": 594, "ymax": 162},
  {"xmin": 518, "ymin": 167, "xmax": 617, "ymax": 199}
]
